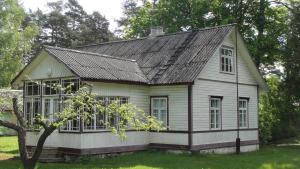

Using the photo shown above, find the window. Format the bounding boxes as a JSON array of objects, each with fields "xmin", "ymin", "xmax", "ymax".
[
  {"xmin": 24, "ymin": 98, "xmax": 41, "ymax": 126},
  {"xmin": 151, "ymin": 97, "xmax": 168, "ymax": 127},
  {"xmin": 24, "ymin": 78, "xmax": 79, "ymax": 130},
  {"xmin": 60, "ymin": 96, "xmax": 81, "ymax": 132},
  {"xmin": 210, "ymin": 97, "xmax": 221, "ymax": 129},
  {"xmin": 43, "ymin": 80, "xmax": 59, "ymax": 95},
  {"xmin": 239, "ymin": 99, "xmax": 248, "ymax": 128},
  {"xmin": 25, "ymin": 82, "xmax": 40, "ymax": 96},
  {"xmin": 61, "ymin": 79, "xmax": 79, "ymax": 94},
  {"xmin": 43, "ymin": 98, "xmax": 60, "ymax": 121},
  {"xmin": 83, "ymin": 96, "xmax": 129, "ymax": 131},
  {"xmin": 220, "ymin": 47, "xmax": 234, "ymax": 73}
]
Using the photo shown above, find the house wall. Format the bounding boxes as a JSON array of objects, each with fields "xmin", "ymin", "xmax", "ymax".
[
  {"xmin": 198, "ymin": 32, "xmax": 257, "ymax": 85},
  {"xmin": 24, "ymin": 52, "xmax": 74, "ymax": 82},
  {"xmin": 26, "ymin": 131, "xmax": 149, "ymax": 149},
  {"xmin": 149, "ymin": 85, "xmax": 188, "ymax": 131},
  {"xmin": 26, "ymin": 82, "xmax": 189, "ymax": 148},
  {"xmin": 191, "ymin": 31, "xmax": 259, "ymax": 148}
]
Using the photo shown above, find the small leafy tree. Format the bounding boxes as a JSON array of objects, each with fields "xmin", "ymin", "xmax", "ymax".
[
  {"xmin": 259, "ymin": 76, "xmax": 280, "ymax": 144},
  {"xmin": 0, "ymin": 85, "xmax": 163, "ymax": 169}
]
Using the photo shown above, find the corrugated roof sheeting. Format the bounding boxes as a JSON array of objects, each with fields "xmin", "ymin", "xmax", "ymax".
[
  {"xmin": 47, "ymin": 24, "xmax": 234, "ymax": 84},
  {"xmin": 45, "ymin": 46, "xmax": 148, "ymax": 83}
]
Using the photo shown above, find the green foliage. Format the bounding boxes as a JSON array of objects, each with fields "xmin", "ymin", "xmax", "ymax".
[
  {"xmin": 0, "ymin": 0, "xmax": 39, "ymax": 87},
  {"xmin": 26, "ymin": 0, "xmax": 111, "ymax": 51},
  {"xmin": 259, "ymin": 76, "xmax": 280, "ymax": 144},
  {"xmin": 259, "ymin": 75, "xmax": 299, "ymax": 144}
]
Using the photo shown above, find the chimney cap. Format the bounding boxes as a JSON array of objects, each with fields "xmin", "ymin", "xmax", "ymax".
[{"xmin": 149, "ymin": 26, "xmax": 164, "ymax": 37}]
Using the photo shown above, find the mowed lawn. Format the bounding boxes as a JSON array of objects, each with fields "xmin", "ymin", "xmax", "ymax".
[{"xmin": 1, "ymin": 136, "xmax": 300, "ymax": 169}]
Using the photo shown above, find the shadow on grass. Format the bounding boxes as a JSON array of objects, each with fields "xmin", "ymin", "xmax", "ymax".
[{"xmin": 0, "ymin": 149, "xmax": 19, "ymax": 154}]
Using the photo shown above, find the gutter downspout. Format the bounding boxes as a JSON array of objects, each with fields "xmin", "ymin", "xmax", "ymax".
[
  {"xmin": 188, "ymin": 84, "xmax": 193, "ymax": 150},
  {"xmin": 235, "ymin": 26, "xmax": 241, "ymax": 154}
]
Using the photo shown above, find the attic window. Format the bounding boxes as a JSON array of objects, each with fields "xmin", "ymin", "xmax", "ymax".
[{"xmin": 220, "ymin": 47, "xmax": 234, "ymax": 73}]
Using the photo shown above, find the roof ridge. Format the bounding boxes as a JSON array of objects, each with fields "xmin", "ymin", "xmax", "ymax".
[
  {"xmin": 44, "ymin": 45, "xmax": 137, "ymax": 62},
  {"xmin": 75, "ymin": 23, "xmax": 236, "ymax": 48}
]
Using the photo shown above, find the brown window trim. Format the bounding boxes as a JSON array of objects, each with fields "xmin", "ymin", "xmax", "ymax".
[
  {"xmin": 239, "ymin": 97, "xmax": 250, "ymax": 129},
  {"xmin": 209, "ymin": 96, "xmax": 223, "ymax": 130},
  {"xmin": 239, "ymin": 97, "xmax": 250, "ymax": 100},
  {"xmin": 150, "ymin": 96, "xmax": 169, "ymax": 130}
]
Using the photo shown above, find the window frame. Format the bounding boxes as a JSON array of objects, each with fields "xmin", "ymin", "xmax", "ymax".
[
  {"xmin": 61, "ymin": 78, "xmax": 80, "ymax": 95},
  {"xmin": 25, "ymin": 81, "xmax": 40, "ymax": 96},
  {"xmin": 23, "ymin": 78, "xmax": 80, "ymax": 131},
  {"xmin": 42, "ymin": 79, "xmax": 60, "ymax": 96},
  {"xmin": 239, "ymin": 98, "xmax": 249, "ymax": 128},
  {"xmin": 82, "ymin": 96, "xmax": 130, "ymax": 132},
  {"xmin": 150, "ymin": 96, "xmax": 169, "ymax": 129},
  {"xmin": 209, "ymin": 96, "xmax": 222, "ymax": 130},
  {"xmin": 24, "ymin": 97, "xmax": 41, "ymax": 126},
  {"xmin": 220, "ymin": 46, "xmax": 235, "ymax": 74}
]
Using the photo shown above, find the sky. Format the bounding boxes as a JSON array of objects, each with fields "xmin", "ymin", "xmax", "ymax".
[{"xmin": 20, "ymin": 0, "xmax": 124, "ymax": 32}]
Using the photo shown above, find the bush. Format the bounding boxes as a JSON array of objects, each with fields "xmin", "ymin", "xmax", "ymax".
[
  {"xmin": 259, "ymin": 75, "xmax": 299, "ymax": 144},
  {"xmin": 259, "ymin": 92, "xmax": 279, "ymax": 144}
]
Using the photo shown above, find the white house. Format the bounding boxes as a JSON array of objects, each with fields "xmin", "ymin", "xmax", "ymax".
[{"xmin": 11, "ymin": 24, "xmax": 267, "ymax": 157}]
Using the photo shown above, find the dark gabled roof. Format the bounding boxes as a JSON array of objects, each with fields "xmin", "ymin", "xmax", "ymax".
[
  {"xmin": 76, "ymin": 24, "xmax": 235, "ymax": 84},
  {"xmin": 44, "ymin": 46, "xmax": 149, "ymax": 84},
  {"xmin": 11, "ymin": 24, "xmax": 235, "ymax": 86}
]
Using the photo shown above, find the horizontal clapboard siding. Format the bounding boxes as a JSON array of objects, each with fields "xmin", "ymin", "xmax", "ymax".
[
  {"xmin": 192, "ymin": 130, "xmax": 258, "ymax": 145},
  {"xmin": 149, "ymin": 85, "xmax": 188, "ymax": 131},
  {"xmin": 90, "ymin": 82, "xmax": 149, "ymax": 113},
  {"xmin": 27, "ymin": 51, "xmax": 74, "ymax": 80},
  {"xmin": 198, "ymin": 32, "xmax": 257, "ymax": 85}
]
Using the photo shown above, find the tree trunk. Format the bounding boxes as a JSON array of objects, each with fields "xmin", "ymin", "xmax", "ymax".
[
  {"xmin": 28, "ymin": 126, "xmax": 56, "ymax": 169},
  {"xmin": 17, "ymin": 128, "xmax": 30, "ymax": 168},
  {"xmin": 256, "ymin": 0, "xmax": 266, "ymax": 68}
]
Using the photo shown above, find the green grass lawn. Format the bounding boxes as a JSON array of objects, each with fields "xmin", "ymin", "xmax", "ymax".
[{"xmin": 1, "ymin": 136, "xmax": 300, "ymax": 169}]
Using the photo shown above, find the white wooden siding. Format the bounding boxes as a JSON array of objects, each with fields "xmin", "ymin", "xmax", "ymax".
[
  {"xmin": 149, "ymin": 85, "xmax": 188, "ymax": 131},
  {"xmin": 26, "ymin": 51, "xmax": 74, "ymax": 80},
  {"xmin": 149, "ymin": 132, "xmax": 188, "ymax": 145},
  {"xmin": 192, "ymin": 130, "xmax": 258, "ymax": 145},
  {"xmin": 27, "ymin": 131, "xmax": 81, "ymax": 148},
  {"xmin": 192, "ymin": 79, "xmax": 258, "ymax": 131},
  {"xmin": 89, "ymin": 82, "xmax": 149, "ymax": 113},
  {"xmin": 80, "ymin": 132, "xmax": 149, "ymax": 148},
  {"xmin": 26, "ymin": 131, "xmax": 149, "ymax": 148},
  {"xmin": 198, "ymin": 32, "xmax": 257, "ymax": 85}
]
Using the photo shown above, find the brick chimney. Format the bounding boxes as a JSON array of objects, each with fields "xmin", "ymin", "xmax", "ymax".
[{"xmin": 149, "ymin": 26, "xmax": 164, "ymax": 37}]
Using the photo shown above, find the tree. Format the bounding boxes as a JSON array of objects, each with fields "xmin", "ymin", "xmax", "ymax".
[
  {"xmin": 25, "ymin": 0, "xmax": 112, "ymax": 52},
  {"xmin": 44, "ymin": 1, "xmax": 70, "ymax": 47},
  {"xmin": 0, "ymin": 0, "xmax": 38, "ymax": 87},
  {"xmin": 0, "ymin": 85, "xmax": 163, "ymax": 169},
  {"xmin": 81, "ymin": 11, "xmax": 110, "ymax": 44},
  {"xmin": 259, "ymin": 75, "xmax": 281, "ymax": 143},
  {"xmin": 283, "ymin": 0, "xmax": 300, "ymax": 103}
]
